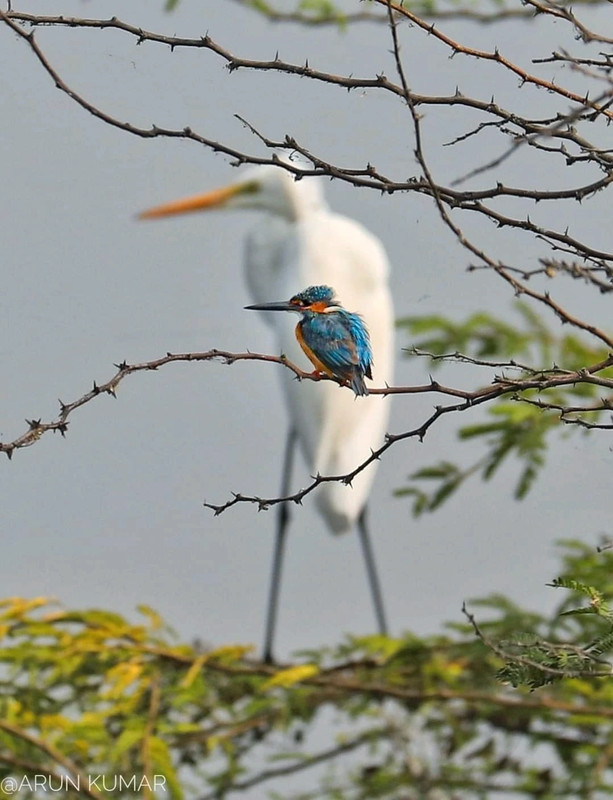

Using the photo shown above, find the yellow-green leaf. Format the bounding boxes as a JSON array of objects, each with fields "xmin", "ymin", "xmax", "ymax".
[{"xmin": 262, "ymin": 664, "xmax": 319, "ymax": 690}]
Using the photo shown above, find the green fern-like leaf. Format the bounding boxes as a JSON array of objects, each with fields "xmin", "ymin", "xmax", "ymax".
[
  {"xmin": 548, "ymin": 577, "xmax": 602, "ymax": 601},
  {"xmin": 397, "ymin": 302, "xmax": 612, "ymax": 514},
  {"xmin": 586, "ymin": 628, "xmax": 613, "ymax": 657},
  {"xmin": 395, "ymin": 462, "xmax": 467, "ymax": 516}
]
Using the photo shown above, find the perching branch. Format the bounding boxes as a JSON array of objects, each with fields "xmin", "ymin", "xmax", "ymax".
[
  {"xmin": 0, "ymin": 349, "xmax": 342, "ymax": 458},
  {"xmin": 2, "ymin": 345, "xmax": 613, "ymax": 514}
]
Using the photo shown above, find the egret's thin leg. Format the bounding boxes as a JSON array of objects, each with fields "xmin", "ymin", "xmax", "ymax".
[
  {"xmin": 263, "ymin": 426, "xmax": 298, "ymax": 664},
  {"xmin": 357, "ymin": 507, "xmax": 388, "ymax": 635}
]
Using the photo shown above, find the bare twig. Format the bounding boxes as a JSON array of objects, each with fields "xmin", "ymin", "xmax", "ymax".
[{"xmin": 200, "ymin": 727, "xmax": 391, "ymax": 799}]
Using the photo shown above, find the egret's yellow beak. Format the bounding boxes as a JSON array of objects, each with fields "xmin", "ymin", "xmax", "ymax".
[{"xmin": 138, "ymin": 181, "xmax": 255, "ymax": 220}]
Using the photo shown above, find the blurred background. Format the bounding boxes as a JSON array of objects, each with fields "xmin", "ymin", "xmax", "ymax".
[{"xmin": 1, "ymin": 0, "xmax": 611, "ymax": 660}]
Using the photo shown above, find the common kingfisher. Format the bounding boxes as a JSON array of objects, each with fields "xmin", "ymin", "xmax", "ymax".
[{"xmin": 246, "ymin": 285, "xmax": 373, "ymax": 397}]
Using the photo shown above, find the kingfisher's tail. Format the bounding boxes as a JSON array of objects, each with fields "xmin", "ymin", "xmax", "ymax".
[{"xmin": 350, "ymin": 373, "xmax": 369, "ymax": 397}]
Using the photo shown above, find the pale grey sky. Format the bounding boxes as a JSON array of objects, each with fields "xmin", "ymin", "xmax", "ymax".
[{"xmin": 1, "ymin": 1, "xmax": 612, "ymax": 670}]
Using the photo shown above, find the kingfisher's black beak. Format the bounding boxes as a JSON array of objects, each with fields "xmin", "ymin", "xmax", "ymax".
[{"xmin": 245, "ymin": 301, "xmax": 295, "ymax": 312}]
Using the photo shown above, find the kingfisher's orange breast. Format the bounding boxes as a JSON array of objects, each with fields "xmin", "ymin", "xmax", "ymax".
[{"xmin": 295, "ymin": 322, "xmax": 335, "ymax": 377}]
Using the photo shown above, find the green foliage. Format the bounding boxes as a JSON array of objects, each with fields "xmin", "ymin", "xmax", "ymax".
[
  {"xmin": 402, "ymin": 307, "xmax": 539, "ymax": 362},
  {"xmin": 298, "ymin": 0, "xmax": 343, "ymax": 21},
  {"xmin": 162, "ymin": 0, "xmax": 511, "ymax": 24},
  {"xmin": 165, "ymin": 0, "xmax": 349, "ymax": 24},
  {"xmin": 481, "ymin": 541, "xmax": 613, "ymax": 690},
  {"xmin": 549, "ymin": 576, "xmax": 609, "ymax": 615},
  {"xmin": 1, "ymin": 543, "xmax": 613, "ymax": 797},
  {"xmin": 396, "ymin": 303, "xmax": 612, "ymax": 516},
  {"xmin": 395, "ymin": 460, "xmax": 472, "ymax": 515}
]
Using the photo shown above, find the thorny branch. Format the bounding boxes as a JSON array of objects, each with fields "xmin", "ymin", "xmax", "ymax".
[
  {"xmin": 3, "ymin": 10, "xmax": 613, "ymax": 177},
  {"xmin": 4, "ymin": 3, "xmax": 612, "ymax": 321},
  {"xmin": 2, "ymin": 1, "xmax": 613, "ymax": 341},
  {"xmin": 516, "ymin": 394, "xmax": 613, "ymax": 428},
  {"xmin": 375, "ymin": 0, "xmax": 613, "ymax": 357},
  {"xmin": 2, "ymin": 1, "xmax": 613, "ymax": 516},
  {"xmin": 4, "ymin": 345, "xmax": 610, "ymax": 510},
  {"xmin": 0, "ymin": 349, "xmax": 337, "ymax": 458}
]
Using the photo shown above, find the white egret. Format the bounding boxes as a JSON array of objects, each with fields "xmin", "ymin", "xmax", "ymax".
[{"xmin": 139, "ymin": 161, "xmax": 395, "ymax": 661}]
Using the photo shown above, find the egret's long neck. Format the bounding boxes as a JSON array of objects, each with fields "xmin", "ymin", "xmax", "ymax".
[
  {"xmin": 269, "ymin": 173, "xmax": 329, "ymax": 222},
  {"xmin": 289, "ymin": 187, "xmax": 327, "ymax": 222}
]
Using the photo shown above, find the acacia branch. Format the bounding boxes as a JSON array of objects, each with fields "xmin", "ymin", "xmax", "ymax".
[
  {"xmin": 203, "ymin": 355, "xmax": 613, "ymax": 517},
  {"xmin": 0, "ymin": 345, "xmax": 520, "ymax": 458},
  {"xmin": 374, "ymin": 0, "xmax": 613, "ymax": 116},
  {"xmin": 4, "ymin": 11, "xmax": 613, "ymax": 168},
  {"xmin": 0, "ymin": 349, "xmax": 341, "ymax": 458},
  {"xmin": 9, "ymin": 6, "xmax": 611, "ymax": 119},
  {"xmin": 462, "ymin": 602, "xmax": 613, "ymax": 679},
  {"xmin": 522, "ymin": 0, "xmax": 613, "ymax": 45},
  {"xmin": 378, "ymin": 0, "xmax": 613, "ymax": 355},
  {"xmin": 3, "ymin": 7, "xmax": 613, "ymax": 283},
  {"xmin": 517, "ymin": 394, "xmax": 613, "ymax": 428},
  {"xmin": 376, "ymin": 0, "xmax": 613, "ymax": 350},
  {"xmin": 3, "ymin": 346, "xmax": 612, "ymax": 508}
]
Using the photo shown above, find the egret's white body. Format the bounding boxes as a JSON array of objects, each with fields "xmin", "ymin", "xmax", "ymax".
[
  {"xmin": 141, "ymin": 164, "xmax": 395, "ymax": 534},
  {"xmin": 243, "ymin": 170, "xmax": 394, "ymax": 532}
]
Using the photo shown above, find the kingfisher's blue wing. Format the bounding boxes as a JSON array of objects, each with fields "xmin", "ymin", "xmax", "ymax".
[{"xmin": 299, "ymin": 311, "xmax": 372, "ymax": 394}]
